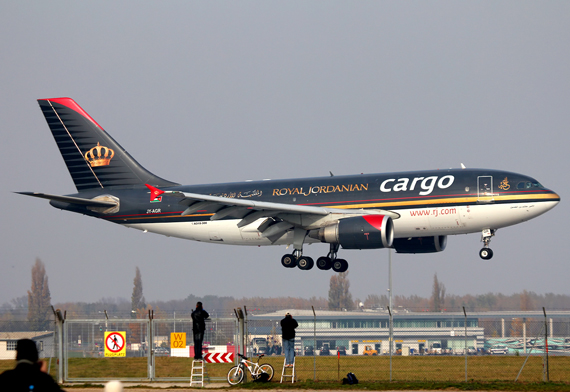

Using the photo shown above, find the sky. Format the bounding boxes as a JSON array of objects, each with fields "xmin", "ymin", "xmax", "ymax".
[{"xmin": 1, "ymin": 1, "xmax": 569, "ymax": 307}]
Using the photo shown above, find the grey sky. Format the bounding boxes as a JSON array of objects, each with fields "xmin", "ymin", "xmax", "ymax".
[{"xmin": 1, "ymin": 1, "xmax": 568, "ymax": 306}]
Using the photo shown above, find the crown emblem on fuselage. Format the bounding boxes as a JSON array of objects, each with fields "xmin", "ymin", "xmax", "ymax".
[{"xmin": 84, "ymin": 142, "xmax": 115, "ymax": 167}]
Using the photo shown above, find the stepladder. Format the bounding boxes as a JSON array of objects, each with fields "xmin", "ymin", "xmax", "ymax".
[
  {"xmin": 190, "ymin": 359, "xmax": 209, "ymax": 387},
  {"xmin": 280, "ymin": 357, "xmax": 295, "ymax": 383}
]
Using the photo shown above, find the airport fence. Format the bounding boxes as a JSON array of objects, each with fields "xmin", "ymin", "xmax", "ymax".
[
  {"xmin": 2, "ymin": 309, "xmax": 570, "ymax": 384},
  {"xmin": 244, "ymin": 309, "xmax": 570, "ymax": 383}
]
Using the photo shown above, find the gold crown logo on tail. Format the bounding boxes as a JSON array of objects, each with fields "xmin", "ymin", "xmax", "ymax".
[{"xmin": 85, "ymin": 142, "xmax": 115, "ymax": 167}]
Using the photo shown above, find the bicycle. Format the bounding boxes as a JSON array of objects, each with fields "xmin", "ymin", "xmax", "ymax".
[{"xmin": 227, "ymin": 353, "xmax": 274, "ymax": 385}]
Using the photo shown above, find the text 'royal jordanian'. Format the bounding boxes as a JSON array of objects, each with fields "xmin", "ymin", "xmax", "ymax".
[{"xmin": 19, "ymin": 98, "xmax": 560, "ymax": 272}]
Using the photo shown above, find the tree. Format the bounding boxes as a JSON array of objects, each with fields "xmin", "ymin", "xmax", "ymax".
[
  {"xmin": 520, "ymin": 290, "xmax": 534, "ymax": 311},
  {"xmin": 430, "ymin": 274, "xmax": 446, "ymax": 312},
  {"xmin": 328, "ymin": 272, "xmax": 354, "ymax": 311},
  {"xmin": 131, "ymin": 267, "xmax": 146, "ymax": 316},
  {"xmin": 27, "ymin": 258, "xmax": 52, "ymax": 330}
]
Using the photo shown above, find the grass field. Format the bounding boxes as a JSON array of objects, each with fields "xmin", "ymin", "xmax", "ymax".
[{"xmin": 1, "ymin": 355, "xmax": 569, "ymax": 384}]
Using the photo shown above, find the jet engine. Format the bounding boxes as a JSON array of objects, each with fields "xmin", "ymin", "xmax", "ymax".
[
  {"xmin": 392, "ymin": 235, "xmax": 447, "ymax": 254},
  {"xmin": 309, "ymin": 215, "xmax": 394, "ymax": 249}
]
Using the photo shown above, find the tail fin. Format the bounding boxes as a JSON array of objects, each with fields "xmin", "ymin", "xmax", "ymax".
[{"xmin": 37, "ymin": 98, "xmax": 178, "ymax": 191}]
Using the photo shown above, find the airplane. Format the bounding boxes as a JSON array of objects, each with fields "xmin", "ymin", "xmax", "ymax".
[{"xmin": 19, "ymin": 97, "xmax": 560, "ymax": 273}]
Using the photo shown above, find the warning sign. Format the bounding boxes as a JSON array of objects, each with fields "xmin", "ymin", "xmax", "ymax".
[
  {"xmin": 105, "ymin": 331, "xmax": 126, "ymax": 357},
  {"xmin": 171, "ymin": 332, "xmax": 186, "ymax": 349}
]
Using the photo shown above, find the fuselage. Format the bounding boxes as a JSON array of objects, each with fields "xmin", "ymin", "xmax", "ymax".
[{"xmin": 53, "ymin": 168, "xmax": 559, "ymax": 247}]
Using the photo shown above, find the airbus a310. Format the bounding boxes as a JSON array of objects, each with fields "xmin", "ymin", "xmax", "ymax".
[{"xmin": 19, "ymin": 98, "xmax": 560, "ymax": 272}]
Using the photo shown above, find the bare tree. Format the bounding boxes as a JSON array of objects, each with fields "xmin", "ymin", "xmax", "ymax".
[
  {"xmin": 27, "ymin": 258, "xmax": 52, "ymax": 330},
  {"xmin": 328, "ymin": 272, "xmax": 354, "ymax": 310},
  {"xmin": 430, "ymin": 273, "xmax": 445, "ymax": 312},
  {"xmin": 131, "ymin": 267, "xmax": 146, "ymax": 316}
]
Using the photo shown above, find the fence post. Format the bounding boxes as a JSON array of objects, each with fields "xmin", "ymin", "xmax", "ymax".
[
  {"xmin": 463, "ymin": 307, "xmax": 467, "ymax": 382},
  {"xmin": 543, "ymin": 307, "xmax": 549, "ymax": 382},
  {"xmin": 312, "ymin": 306, "xmax": 316, "ymax": 381},
  {"xmin": 387, "ymin": 305, "xmax": 392, "ymax": 382},
  {"xmin": 235, "ymin": 308, "xmax": 246, "ymax": 382},
  {"xmin": 148, "ymin": 310, "xmax": 154, "ymax": 381},
  {"xmin": 51, "ymin": 307, "xmax": 65, "ymax": 384}
]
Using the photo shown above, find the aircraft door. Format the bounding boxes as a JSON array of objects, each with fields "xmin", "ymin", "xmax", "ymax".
[{"xmin": 477, "ymin": 176, "xmax": 494, "ymax": 203}]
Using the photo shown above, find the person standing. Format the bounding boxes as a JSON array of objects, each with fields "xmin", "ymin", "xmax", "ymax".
[
  {"xmin": 280, "ymin": 312, "xmax": 298, "ymax": 367},
  {"xmin": 0, "ymin": 338, "xmax": 64, "ymax": 391},
  {"xmin": 191, "ymin": 301, "xmax": 209, "ymax": 360}
]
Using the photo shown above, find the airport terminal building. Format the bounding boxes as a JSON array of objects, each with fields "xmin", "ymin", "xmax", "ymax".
[{"xmin": 250, "ymin": 309, "xmax": 570, "ymax": 355}]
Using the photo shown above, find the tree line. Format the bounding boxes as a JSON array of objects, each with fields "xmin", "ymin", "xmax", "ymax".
[{"xmin": 1, "ymin": 259, "xmax": 569, "ymax": 331}]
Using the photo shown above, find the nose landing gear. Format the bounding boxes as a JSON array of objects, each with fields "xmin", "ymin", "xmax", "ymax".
[{"xmin": 479, "ymin": 229, "xmax": 496, "ymax": 260}]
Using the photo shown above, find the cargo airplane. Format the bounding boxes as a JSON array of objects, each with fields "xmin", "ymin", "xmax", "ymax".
[{"xmin": 19, "ymin": 98, "xmax": 560, "ymax": 272}]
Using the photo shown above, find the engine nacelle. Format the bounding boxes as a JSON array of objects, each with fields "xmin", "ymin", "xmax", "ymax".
[
  {"xmin": 309, "ymin": 215, "xmax": 394, "ymax": 249},
  {"xmin": 392, "ymin": 235, "xmax": 447, "ymax": 254}
]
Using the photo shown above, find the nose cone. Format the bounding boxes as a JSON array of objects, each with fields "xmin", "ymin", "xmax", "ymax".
[{"xmin": 541, "ymin": 190, "xmax": 560, "ymax": 214}]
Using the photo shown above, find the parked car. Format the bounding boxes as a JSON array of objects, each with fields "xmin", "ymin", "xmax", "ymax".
[
  {"xmin": 489, "ymin": 345, "xmax": 508, "ymax": 355},
  {"xmin": 319, "ymin": 345, "xmax": 331, "ymax": 356},
  {"xmin": 304, "ymin": 345, "xmax": 314, "ymax": 356},
  {"xmin": 337, "ymin": 346, "xmax": 347, "ymax": 355},
  {"xmin": 154, "ymin": 347, "xmax": 170, "ymax": 356}
]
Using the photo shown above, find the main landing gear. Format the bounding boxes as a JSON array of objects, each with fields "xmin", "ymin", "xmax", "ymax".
[
  {"xmin": 479, "ymin": 229, "xmax": 496, "ymax": 260},
  {"xmin": 281, "ymin": 243, "xmax": 349, "ymax": 273}
]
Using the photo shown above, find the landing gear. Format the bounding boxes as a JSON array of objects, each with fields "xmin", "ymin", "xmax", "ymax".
[
  {"xmin": 297, "ymin": 256, "xmax": 314, "ymax": 270},
  {"xmin": 281, "ymin": 240, "xmax": 347, "ymax": 272},
  {"xmin": 479, "ymin": 248, "xmax": 493, "ymax": 260},
  {"xmin": 316, "ymin": 257, "xmax": 332, "ymax": 270},
  {"xmin": 479, "ymin": 229, "xmax": 496, "ymax": 260},
  {"xmin": 332, "ymin": 259, "xmax": 348, "ymax": 273},
  {"xmin": 281, "ymin": 254, "xmax": 297, "ymax": 268},
  {"xmin": 281, "ymin": 252, "xmax": 348, "ymax": 272}
]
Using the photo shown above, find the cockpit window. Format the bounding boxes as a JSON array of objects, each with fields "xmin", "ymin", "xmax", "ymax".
[{"xmin": 517, "ymin": 181, "xmax": 543, "ymax": 189}]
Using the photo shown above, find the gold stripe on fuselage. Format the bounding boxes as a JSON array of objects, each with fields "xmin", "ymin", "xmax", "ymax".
[{"xmin": 323, "ymin": 192, "xmax": 559, "ymax": 210}]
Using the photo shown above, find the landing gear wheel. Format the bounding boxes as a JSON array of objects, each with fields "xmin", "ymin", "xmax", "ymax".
[
  {"xmin": 332, "ymin": 258, "xmax": 348, "ymax": 273},
  {"xmin": 316, "ymin": 256, "xmax": 332, "ymax": 270},
  {"xmin": 297, "ymin": 256, "xmax": 314, "ymax": 270},
  {"xmin": 479, "ymin": 248, "xmax": 493, "ymax": 260},
  {"xmin": 281, "ymin": 254, "xmax": 297, "ymax": 268}
]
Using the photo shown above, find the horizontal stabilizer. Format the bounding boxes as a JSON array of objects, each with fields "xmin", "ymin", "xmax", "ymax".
[{"xmin": 16, "ymin": 192, "xmax": 118, "ymax": 208}]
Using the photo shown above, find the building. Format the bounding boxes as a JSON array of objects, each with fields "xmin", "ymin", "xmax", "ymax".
[
  {"xmin": 0, "ymin": 331, "xmax": 55, "ymax": 360},
  {"xmin": 250, "ymin": 309, "xmax": 570, "ymax": 355}
]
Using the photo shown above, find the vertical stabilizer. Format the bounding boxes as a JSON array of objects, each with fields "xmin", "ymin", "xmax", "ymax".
[{"xmin": 37, "ymin": 98, "xmax": 178, "ymax": 191}]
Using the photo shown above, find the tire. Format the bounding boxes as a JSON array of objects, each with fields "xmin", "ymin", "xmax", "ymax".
[
  {"xmin": 227, "ymin": 366, "xmax": 244, "ymax": 385},
  {"xmin": 316, "ymin": 256, "xmax": 332, "ymax": 270},
  {"xmin": 281, "ymin": 254, "xmax": 297, "ymax": 268},
  {"xmin": 259, "ymin": 363, "xmax": 274, "ymax": 381},
  {"xmin": 332, "ymin": 259, "xmax": 348, "ymax": 272},
  {"xmin": 479, "ymin": 248, "xmax": 493, "ymax": 260},
  {"xmin": 297, "ymin": 256, "xmax": 314, "ymax": 270}
]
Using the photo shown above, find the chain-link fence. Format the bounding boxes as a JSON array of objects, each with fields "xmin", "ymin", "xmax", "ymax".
[
  {"xmin": 247, "ymin": 309, "xmax": 570, "ymax": 383},
  {"xmin": 1, "ymin": 309, "xmax": 569, "ymax": 384}
]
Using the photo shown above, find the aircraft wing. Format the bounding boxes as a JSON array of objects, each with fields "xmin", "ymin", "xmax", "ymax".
[{"xmin": 148, "ymin": 185, "xmax": 399, "ymax": 237}]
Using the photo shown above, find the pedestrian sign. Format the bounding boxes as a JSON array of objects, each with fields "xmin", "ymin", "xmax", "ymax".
[
  {"xmin": 171, "ymin": 332, "xmax": 186, "ymax": 349},
  {"xmin": 105, "ymin": 331, "xmax": 126, "ymax": 357}
]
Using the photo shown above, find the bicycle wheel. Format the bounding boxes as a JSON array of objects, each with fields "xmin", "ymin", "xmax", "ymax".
[
  {"xmin": 259, "ymin": 363, "xmax": 274, "ymax": 381},
  {"xmin": 227, "ymin": 365, "xmax": 244, "ymax": 385}
]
